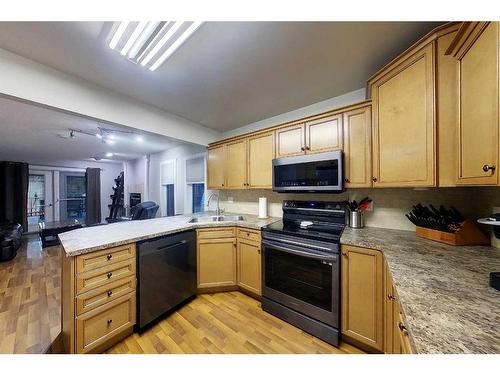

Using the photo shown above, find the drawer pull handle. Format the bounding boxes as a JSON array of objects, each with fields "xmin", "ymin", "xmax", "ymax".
[
  {"xmin": 482, "ymin": 164, "xmax": 496, "ymax": 173},
  {"xmin": 107, "ymin": 290, "xmax": 113, "ymax": 297},
  {"xmin": 107, "ymin": 272, "xmax": 113, "ymax": 279},
  {"xmin": 398, "ymin": 322, "xmax": 408, "ymax": 335},
  {"xmin": 107, "ymin": 254, "xmax": 113, "ymax": 261},
  {"xmin": 247, "ymin": 232, "xmax": 250, "ymax": 236},
  {"xmin": 107, "ymin": 319, "xmax": 113, "ymax": 325},
  {"xmin": 387, "ymin": 294, "xmax": 395, "ymax": 300}
]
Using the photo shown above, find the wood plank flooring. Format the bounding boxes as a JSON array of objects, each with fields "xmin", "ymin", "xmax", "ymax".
[
  {"xmin": 107, "ymin": 292, "xmax": 363, "ymax": 354},
  {"xmin": 0, "ymin": 235, "xmax": 61, "ymax": 353}
]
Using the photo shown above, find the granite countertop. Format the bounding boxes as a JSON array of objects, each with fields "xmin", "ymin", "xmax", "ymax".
[
  {"xmin": 341, "ymin": 227, "xmax": 500, "ymax": 354},
  {"xmin": 58, "ymin": 212, "xmax": 279, "ymax": 257}
]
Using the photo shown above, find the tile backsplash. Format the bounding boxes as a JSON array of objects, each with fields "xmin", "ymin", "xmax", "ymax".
[{"xmin": 218, "ymin": 187, "xmax": 500, "ymax": 233}]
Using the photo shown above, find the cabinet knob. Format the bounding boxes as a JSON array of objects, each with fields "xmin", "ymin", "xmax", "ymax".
[
  {"xmin": 107, "ymin": 319, "xmax": 113, "ymax": 325},
  {"xmin": 387, "ymin": 294, "xmax": 395, "ymax": 300},
  {"xmin": 344, "ymin": 178, "xmax": 350, "ymax": 183},
  {"xmin": 398, "ymin": 322, "xmax": 408, "ymax": 335},
  {"xmin": 301, "ymin": 147, "xmax": 305, "ymax": 151},
  {"xmin": 305, "ymin": 146, "xmax": 310, "ymax": 150},
  {"xmin": 106, "ymin": 254, "xmax": 112, "ymax": 261},
  {"xmin": 258, "ymin": 248, "xmax": 261, "ymax": 254},
  {"xmin": 107, "ymin": 290, "xmax": 113, "ymax": 297},
  {"xmin": 372, "ymin": 177, "xmax": 378, "ymax": 182},
  {"xmin": 482, "ymin": 164, "xmax": 496, "ymax": 173},
  {"xmin": 341, "ymin": 252, "xmax": 348, "ymax": 257},
  {"xmin": 107, "ymin": 272, "xmax": 113, "ymax": 279}
]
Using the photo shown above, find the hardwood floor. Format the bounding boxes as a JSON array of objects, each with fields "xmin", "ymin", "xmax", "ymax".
[
  {"xmin": 107, "ymin": 292, "xmax": 363, "ymax": 354},
  {"xmin": 0, "ymin": 235, "xmax": 61, "ymax": 353}
]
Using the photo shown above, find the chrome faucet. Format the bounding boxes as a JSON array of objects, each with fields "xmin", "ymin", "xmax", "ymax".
[{"xmin": 207, "ymin": 193, "xmax": 224, "ymax": 216}]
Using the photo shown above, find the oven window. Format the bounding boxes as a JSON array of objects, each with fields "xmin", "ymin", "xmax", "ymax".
[
  {"xmin": 274, "ymin": 159, "xmax": 338, "ymax": 187},
  {"xmin": 264, "ymin": 246, "xmax": 333, "ymax": 311}
]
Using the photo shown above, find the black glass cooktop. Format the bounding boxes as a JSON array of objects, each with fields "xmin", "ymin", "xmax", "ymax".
[{"xmin": 263, "ymin": 219, "xmax": 345, "ymax": 242}]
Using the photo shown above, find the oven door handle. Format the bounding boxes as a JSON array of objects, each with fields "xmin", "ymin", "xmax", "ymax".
[{"xmin": 262, "ymin": 240, "xmax": 337, "ymax": 262}]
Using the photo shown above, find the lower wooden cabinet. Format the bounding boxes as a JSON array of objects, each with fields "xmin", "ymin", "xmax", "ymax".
[
  {"xmin": 237, "ymin": 237, "xmax": 261, "ymax": 296},
  {"xmin": 197, "ymin": 236, "xmax": 237, "ymax": 289},
  {"xmin": 341, "ymin": 245, "xmax": 384, "ymax": 352}
]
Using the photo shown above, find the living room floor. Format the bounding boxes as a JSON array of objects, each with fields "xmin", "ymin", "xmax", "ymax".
[{"xmin": 0, "ymin": 234, "xmax": 61, "ymax": 353}]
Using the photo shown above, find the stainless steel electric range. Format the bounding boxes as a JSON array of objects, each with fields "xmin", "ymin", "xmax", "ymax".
[{"xmin": 261, "ymin": 200, "xmax": 346, "ymax": 346}]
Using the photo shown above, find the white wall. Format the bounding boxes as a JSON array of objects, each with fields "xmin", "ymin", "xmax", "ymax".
[
  {"xmin": 148, "ymin": 144, "xmax": 207, "ymax": 216},
  {"xmin": 222, "ymin": 88, "xmax": 367, "ymax": 139},
  {"xmin": 0, "ymin": 48, "xmax": 221, "ymax": 146},
  {"xmin": 124, "ymin": 157, "xmax": 148, "ymax": 203},
  {"xmin": 24, "ymin": 157, "xmax": 123, "ymax": 222}
]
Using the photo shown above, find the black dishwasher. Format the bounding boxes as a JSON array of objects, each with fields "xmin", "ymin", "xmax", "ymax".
[{"xmin": 136, "ymin": 230, "xmax": 196, "ymax": 329}]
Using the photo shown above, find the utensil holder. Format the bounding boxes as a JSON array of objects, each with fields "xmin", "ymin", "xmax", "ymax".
[{"xmin": 349, "ymin": 211, "xmax": 363, "ymax": 229}]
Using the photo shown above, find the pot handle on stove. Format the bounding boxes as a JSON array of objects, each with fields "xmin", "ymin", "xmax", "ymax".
[{"xmin": 262, "ymin": 240, "xmax": 337, "ymax": 262}]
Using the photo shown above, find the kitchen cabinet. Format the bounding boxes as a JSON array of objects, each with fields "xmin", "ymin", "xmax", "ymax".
[
  {"xmin": 237, "ymin": 237, "xmax": 261, "ymax": 296},
  {"xmin": 305, "ymin": 114, "xmax": 343, "ymax": 154},
  {"xmin": 247, "ymin": 132, "xmax": 274, "ymax": 188},
  {"xmin": 275, "ymin": 124, "xmax": 305, "ymax": 158},
  {"xmin": 369, "ymin": 42, "xmax": 436, "ymax": 187},
  {"xmin": 196, "ymin": 228, "xmax": 237, "ymax": 290},
  {"xmin": 341, "ymin": 245, "xmax": 384, "ymax": 352},
  {"xmin": 343, "ymin": 104, "xmax": 372, "ymax": 188},
  {"xmin": 393, "ymin": 294, "xmax": 414, "ymax": 354},
  {"xmin": 225, "ymin": 139, "xmax": 247, "ymax": 189},
  {"xmin": 207, "ymin": 144, "xmax": 226, "ymax": 189},
  {"xmin": 61, "ymin": 243, "xmax": 137, "ymax": 354},
  {"xmin": 446, "ymin": 22, "xmax": 499, "ymax": 185}
]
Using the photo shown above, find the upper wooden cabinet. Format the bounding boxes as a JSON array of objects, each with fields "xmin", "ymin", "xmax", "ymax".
[
  {"xmin": 343, "ymin": 104, "xmax": 372, "ymax": 188},
  {"xmin": 247, "ymin": 132, "xmax": 274, "ymax": 189},
  {"xmin": 341, "ymin": 245, "xmax": 384, "ymax": 352},
  {"xmin": 225, "ymin": 139, "xmax": 247, "ymax": 189},
  {"xmin": 369, "ymin": 42, "xmax": 436, "ymax": 187},
  {"xmin": 207, "ymin": 144, "xmax": 226, "ymax": 189},
  {"xmin": 305, "ymin": 114, "xmax": 343, "ymax": 154},
  {"xmin": 275, "ymin": 124, "xmax": 306, "ymax": 158},
  {"xmin": 446, "ymin": 22, "xmax": 499, "ymax": 185}
]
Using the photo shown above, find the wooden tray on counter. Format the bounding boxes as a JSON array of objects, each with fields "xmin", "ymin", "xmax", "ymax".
[{"xmin": 415, "ymin": 220, "xmax": 490, "ymax": 246}]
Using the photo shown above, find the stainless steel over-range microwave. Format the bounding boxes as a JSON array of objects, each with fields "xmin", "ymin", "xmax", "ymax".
[{"xmin": 272, "ymin": 150, "xmax": 344, "ymax": 193}]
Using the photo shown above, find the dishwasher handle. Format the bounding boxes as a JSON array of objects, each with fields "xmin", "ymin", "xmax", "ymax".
[{"xmin": 157, "ymin": 240, "xmax": 187, "ymax": 252}]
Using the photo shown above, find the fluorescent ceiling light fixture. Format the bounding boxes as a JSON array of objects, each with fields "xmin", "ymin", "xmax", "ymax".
[
  {"xmin": 150, "ymin": 22, "xmax": 203, "ymax": 71},
  {"xmin": 121, "ymin": 21, "xmax": 148, "ymax": 56},
  {"xmin": 107, "ymin": 21, "xmax": 204, "ymax": 71},
  {"xmin": 140, "ymin": 22, "xmax": 183, "ymax": 67},
  {"xmin": 109, "ymin": 22, "xmax": 130, "ymax": 49}
]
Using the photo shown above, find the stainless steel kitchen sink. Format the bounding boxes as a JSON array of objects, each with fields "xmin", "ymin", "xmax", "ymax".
[{"xmin": 189, "ymin": 215, "xmax": 244, "ymax": 223}]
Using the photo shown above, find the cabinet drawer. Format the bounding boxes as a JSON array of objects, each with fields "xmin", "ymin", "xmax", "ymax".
[
  {"xmin": 76, "ymin": 258, "xmax": 136, "ymax": 295},
  {"xmin": 76, "ymin": 243, "xmax": 136, "ymax": 274},
  {"xmin": 76, "ymin": 276, "xmax": 136, "ymax": 316},
  {"xmin": 197, "ymin": 227, "xmax": 236, "ymax": 239},
  {"xmin": 237, "ymin": 228, "xmax": 261, "ymax": 242},
  {"xmin": 76, "ymin": 292, "xmax": 136, "ymax": 353}
]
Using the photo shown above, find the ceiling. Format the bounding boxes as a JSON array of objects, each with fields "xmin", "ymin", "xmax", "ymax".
[
  {"xmin": 0, "ymin": 22, "xmax": 443, "ymax": 131},
  {"xmin": 0, "ymin": 96, "xmax": 188, "ymax": 163}
]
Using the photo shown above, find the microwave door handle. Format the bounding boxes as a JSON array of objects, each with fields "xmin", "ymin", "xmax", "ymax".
[{"xmin": 263, "ymin": 241, "xmax": 337, "ymax": 262}]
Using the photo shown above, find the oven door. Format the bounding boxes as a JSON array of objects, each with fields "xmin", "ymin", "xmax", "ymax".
[
  {"xmin": 262, "ymin": 239, "xmax": 339, "ymax": 327},
  {"xmin": 272, "ymin": 151, "xmax": 344, "ymax": 193}
]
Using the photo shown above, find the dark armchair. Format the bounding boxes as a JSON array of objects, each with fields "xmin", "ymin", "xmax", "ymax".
[
  {"xmin": 131, "ymin": 201, "xmax": 159, "ymax": 220},
  {"xmin": 0, "ymin": 222, "xmax": 23, "ymax": 262}
]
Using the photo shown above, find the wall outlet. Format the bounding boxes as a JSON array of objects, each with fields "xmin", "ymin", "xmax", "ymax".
[{"xmin": 227, "ymin": 197, "xmax": 234, "ymax": 203}]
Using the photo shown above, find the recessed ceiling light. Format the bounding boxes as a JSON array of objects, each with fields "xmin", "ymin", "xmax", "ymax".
[
  {"xmin": 105, "ymin": 139, "xmax": 115, "ymax": 145},
  {"xmin": 136, "ymin": 135, "xmax": 144, "ymax": 142},
  {"xmin": 95, "ymin": 133, "xmax": 102, "ymax": 139},
  {"xmin": 105, "ymin": 152, "xmax": 114, "ymax": 157},
  {"xmin": 108, "ymin": 21, "xmax": 203, "ymax": 71}
]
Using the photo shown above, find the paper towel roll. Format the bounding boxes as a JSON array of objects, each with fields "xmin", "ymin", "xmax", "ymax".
[{"xmin": 258, "ymin": 197, "xmax": 268, "ymax": 218}]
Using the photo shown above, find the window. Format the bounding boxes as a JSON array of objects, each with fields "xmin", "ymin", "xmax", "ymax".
[
  {"xmin": 192, "ymin": 183, "xmax": 205, "ymax": 213},
  {"xmin": 59, "ymin": 172, "xmax": 86, "ymax": 222},
  {"xmin": 27, "ymin": 174, "xmax": 46, "ymax": 225}
]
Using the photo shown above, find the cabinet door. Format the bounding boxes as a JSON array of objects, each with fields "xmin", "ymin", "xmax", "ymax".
[
  {"xmin": 305, "ymin": 114, "xmax": 343, "ymax": 154},
  {"xmin": 371, "ymin": 43, "xmax": 436, "ymax": 187},
  {"xmin": 237, "ymin": 239, "xmax": 261, "ymax": 295},
  {"xmin": 275, "ymin": 124, "xmax": 305, "ymax": 158},
  {"xmin": 393, "ymin": 298, "xmax": 414, "ymax": 354},
  {"xmin": 226, "ymin": 139, "xmax": 247, "ymax": 189},
  {"xmin": 384, "ymin": 263, "xmax": 395, "ymax": 354},
  {"xmin": 197, "ymin": 238, "xmax": 237, "ymax": 289},
  {"xmin": 456, "ymin": 23, "xmax": 499, "ymax": 185},
  {"xmin": 341, "ymin": 245, "xmax": 384, "ymax": 352},
  {"xmin": 248, "ymin": 132, "xmax": 274, "ymax": 189},
  {"xmin": 343, "ymin": 106, "xmax": 372, "ymax": 188},
  {"xmin": 207, "ymin": 145, "xmax": 226, "ymax": 189}
]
